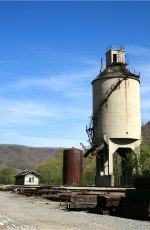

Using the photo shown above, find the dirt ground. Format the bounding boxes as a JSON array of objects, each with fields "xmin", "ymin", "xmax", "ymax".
[
  {"xmin": 0, "ymin": 192, "xmax": 149, "ymax": 230},
  {"xmin": 0, "ymin": 226, "xmax": 7, "ymax": 230}
]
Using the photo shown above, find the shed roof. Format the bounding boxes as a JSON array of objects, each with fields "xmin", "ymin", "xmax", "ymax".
[{"xmin": 15, "ymin": 170, "xmax": 41, "ymax": 178}]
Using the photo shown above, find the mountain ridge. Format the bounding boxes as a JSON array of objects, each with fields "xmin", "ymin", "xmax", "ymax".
[{"xmin": 0, "ymin": 144, "xmax": 62, "ymax": 170}]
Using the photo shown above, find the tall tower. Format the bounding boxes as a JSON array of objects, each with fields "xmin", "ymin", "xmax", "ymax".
[{"xmin": 87, "ymin": 47, "xmax": 141, "ymax": 186}]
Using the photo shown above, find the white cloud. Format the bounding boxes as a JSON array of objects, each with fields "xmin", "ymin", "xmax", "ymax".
[
  {"xmin": 0, "ymin": 99, "xmax": 56, "ymax": 117},
  {"xmin": 0, "ymin": 100, "xmax": 54, "ymax": 117},
  {"xmin": 0, "ymin": 129, "xmax": 88, "ymax": 148},
  {"xmin": 136, "ymin": 63, "xmax": 150, "ymax": 123},
  {"xmin": 8, "ymin": 67, "xmax": 98, "ymax": 98},
  {"xmin": 74, "ymin": 56, "xmax": 100, "ymax": 66},
  {"xmin": 0, "ymin": 99, "xmax": 60, "ymax": 126},
  {"xmin": 126, "ymin": 45, "xmax": 150, "ymax": 57},
  {"xmin": 125, "ymin": 44, "xmax": 150, "ymax": 122},
  {"xmin": 0, "ymin": 97, "xmax": 91, "ymax": 128},
  {"xmin": 19, "ymin": 136, "xmax": 87, "ymax": 148},
  {"xmin": 0, "ymin": 129, "xmax": 19, "ymax": 137}
]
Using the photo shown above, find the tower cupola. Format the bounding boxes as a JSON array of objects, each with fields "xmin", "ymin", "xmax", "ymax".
[{"xmin": 106, "ymin": 48, "xmax": 126, "ymax": 67}]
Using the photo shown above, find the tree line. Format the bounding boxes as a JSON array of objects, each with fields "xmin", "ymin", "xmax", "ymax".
[{"xmin": 0, "ymin": 144, "xmax": 149, "ymax": 186}]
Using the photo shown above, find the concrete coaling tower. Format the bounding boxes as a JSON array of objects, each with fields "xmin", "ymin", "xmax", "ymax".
[{"xmin": 87, "ymin": 48, "xmax": 141, "ymax": 186}]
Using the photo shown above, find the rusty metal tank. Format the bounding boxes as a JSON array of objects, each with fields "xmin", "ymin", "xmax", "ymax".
[{"xmin": 63, "ymin": 148, "xmax": 83, "ymax": 186}]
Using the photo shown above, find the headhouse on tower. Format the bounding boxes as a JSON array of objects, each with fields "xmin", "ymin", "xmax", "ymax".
[{"xmin": 106, "ymin": 48, "xmax": 126, "ymax": 67}]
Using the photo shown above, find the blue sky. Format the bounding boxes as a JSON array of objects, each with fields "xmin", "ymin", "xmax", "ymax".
[{"xmin": 0, "ymin": 1, "xmax": 150, "ymax": 148}]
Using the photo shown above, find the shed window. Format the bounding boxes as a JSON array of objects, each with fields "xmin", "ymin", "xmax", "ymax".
[{"xmin": 29, "ymin": 176, "xmax": 34, "ymax": 183}]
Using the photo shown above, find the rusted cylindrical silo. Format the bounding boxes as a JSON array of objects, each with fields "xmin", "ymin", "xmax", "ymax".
[{"xmin": 63, "ymin": 148, "xmax": 83, "ymax": 186}]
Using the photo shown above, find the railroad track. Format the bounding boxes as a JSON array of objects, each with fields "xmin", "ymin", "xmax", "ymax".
[{"xmin": 0, "ymin": 185, "xmax": 149, "ymax": 220}]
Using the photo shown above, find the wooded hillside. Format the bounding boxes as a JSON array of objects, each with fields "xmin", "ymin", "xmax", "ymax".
[
  {"xmin": 0, "ymin": 144, "xmax": 61, "ymax": 170},
  {"xmin": 142, "ymin": 121, "xmax": 150, "ymax": 145}
]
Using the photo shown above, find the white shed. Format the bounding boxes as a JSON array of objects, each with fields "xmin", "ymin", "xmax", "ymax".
[{"xmin": 15, "ymin": 170, "xmax": 41, "ymax": 185}]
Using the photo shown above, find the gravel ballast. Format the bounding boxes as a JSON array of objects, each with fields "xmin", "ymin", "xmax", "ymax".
[{"xmin": 0, "ymin": 192, "xmax": 149, "ymax": 230}]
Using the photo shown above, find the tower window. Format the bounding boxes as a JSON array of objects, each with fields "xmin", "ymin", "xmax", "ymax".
[{"xmin": 113, "ymin": 54, "xmax": 117, "ymax": 63}]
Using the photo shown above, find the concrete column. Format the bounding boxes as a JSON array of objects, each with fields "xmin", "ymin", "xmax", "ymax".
[
  {"xmin": 108, "ymin": 149, "xmax": 113, "ymax": 175},
  {"xmin": 104, "ymin": 147, "xmax": 108, "ymax": 175},
  {"xmin": 95, "ymin": 146, "xmax": 114, "ymax": 186}
]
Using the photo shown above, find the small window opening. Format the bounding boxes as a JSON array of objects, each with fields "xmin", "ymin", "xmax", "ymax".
[
  {"xmin": 29, "ymin": 176, "xmax": 34, "ymax": 183},
  {"xmin": 113, "ymin": 54, "xmax": 117, "ymax": 63}
]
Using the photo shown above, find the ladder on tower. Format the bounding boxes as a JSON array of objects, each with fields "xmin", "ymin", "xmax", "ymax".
[
  {"xmin": 86, "ymin": 63, "xmax": 129, "ymax": 146},
  {"xmin": 93, "ymin": 63, "xmax": 129, "ymax": 122}
]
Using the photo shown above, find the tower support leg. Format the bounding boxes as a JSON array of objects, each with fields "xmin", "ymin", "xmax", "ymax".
[{"xmin": 95, "ymin": 146, "xmax": 114, "ymax": 186}]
